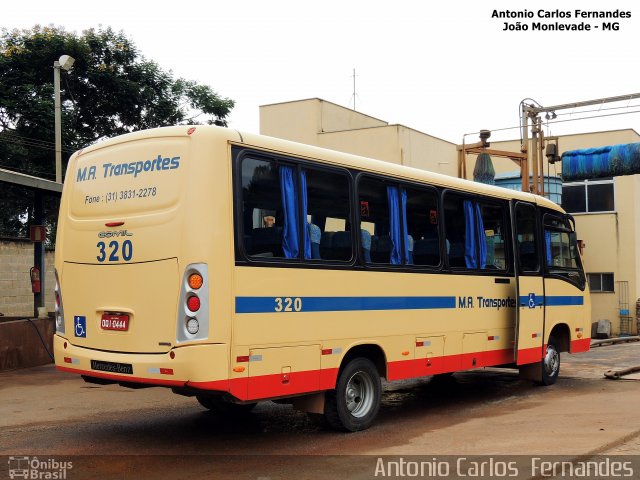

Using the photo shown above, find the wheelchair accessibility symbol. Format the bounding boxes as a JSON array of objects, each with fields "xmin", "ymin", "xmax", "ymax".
[
  {"xmin": 74, "ymin": 316, "xmax": 86, "ymax": 337},
  {"xmin": 528, "ymin": 293, "xmax": 537, "ymax": 309}
]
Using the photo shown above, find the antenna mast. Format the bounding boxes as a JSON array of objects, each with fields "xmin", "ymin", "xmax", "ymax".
[{"xmin": 351, "ymin": 68, "xmax": 357, "ymax": 110}]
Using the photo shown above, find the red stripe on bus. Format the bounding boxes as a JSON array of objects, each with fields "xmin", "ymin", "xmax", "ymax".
[
  {"xmin": 57, "ymin": 340, "xmax": 581, "ymax": 402},
  {"xmin": 517, "ymin": 346, "xmax": 544, "ymax": 365},
  {"xmin": 570, "ymin": 338, "xmax": 590, "ymax": 353}
]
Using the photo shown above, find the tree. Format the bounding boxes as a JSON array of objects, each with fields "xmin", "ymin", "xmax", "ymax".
[{"xmin": 0, "ymin": 25, "xmax": 235, "ymax": 240}]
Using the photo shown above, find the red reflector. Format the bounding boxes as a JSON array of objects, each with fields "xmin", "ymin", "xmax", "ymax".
[
  {"xmin": 187, "ymin": 127, "xmax": 196, "ymax": 135},
  {"xmin": 64, "ymin": 357, "xmax": 72, "ymax": 363},
  {"xmin": 186, "ymin": 295, "xmax": 201, "ymax": 312},
  {"xmin": 415, "ymin": 341, "xmax": 424, "ymax": 347},
  {"xmin": 236, "ymin": 356, "xmax": 250, "ymax": 363},
  {"xmin": 160, "ymin": 368, "xmax": 174, "ymax": 375},
  {"xmin": 105, "ymin": 221, "xmax": 125, "ymax": 227},
  {"xmin": 321, "ymin": 348, "xmax": 333, "ymax": 355}
]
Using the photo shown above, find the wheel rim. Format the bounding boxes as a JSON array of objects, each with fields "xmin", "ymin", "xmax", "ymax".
[
  {"xmin": 344, "ymin": 370, "xmax": 375, "ymax": 418},
  {"xmin": 544, "ymin": 344, "xmax": 560, "ymax": 377}
]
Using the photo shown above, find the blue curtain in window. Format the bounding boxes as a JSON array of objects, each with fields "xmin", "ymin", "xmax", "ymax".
[
  {"xmin": 463, "ymin": 200, "xmax": 477, "ymax": 268},
  {"xmin": 464, "ymin": 201, "xmax": 488, "ymax": 269},
  {"xmin": 475, "ymin": 203, "xmax": 487, "ymax": 269},
  {"xmin": 279, "ymin": 166, "xmax": 311, "ymax": 259},
  {"xmin": 387, "ymin": 186, "xmax": 404, "ymax": 265},
  {"xmin": 545, "ymin": 230, "xmax": 552, "ymax": 266},
  {"xmin": 401, "ymin": 189, "xmax": 411, "ymax": 264},
  {"xmin": 385, "ymin": 187, "xmax": 410, "ymax": 265}
]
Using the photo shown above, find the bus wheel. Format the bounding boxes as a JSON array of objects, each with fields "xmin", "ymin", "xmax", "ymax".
[
  {"xmin": 196, "ymin": 395, "xmax": 257, "ymax": 415},
  {"xmin": 324, "ymin": 357, "xmax": 381, "ymax": 432},
  {"xmin": 539, "ymin": 337, "xmax": 561, "ymax": 386}
]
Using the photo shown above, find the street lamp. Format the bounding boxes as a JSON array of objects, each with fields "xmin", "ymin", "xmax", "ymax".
[{"xmin": 53, "ymin": 54, "xmax": 75, "ymax": 184}]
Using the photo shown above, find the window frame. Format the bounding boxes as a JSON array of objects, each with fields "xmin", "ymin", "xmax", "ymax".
[
  {"xmin": 233, "ymin": 147, "xmax": 356, "ymax": 267},
  {"xmin": 513, "ymin": 201, "xmax": 541, "ymax": 276},
  {"xmin": 355, "ymin": 173, "xmax": 443, "ymax": 271},
  {"xmin": 441, "ymin": 189, "xmax": 512, "ymax": 276},
  {"xmin": 542, "ymin": 211, "xmax": 586, "ymax": 290},
  {"xmin": 562, "ymin": 178, "xmax": 615, "ymax": 214},
  {"xmin": 232, "ymin": 146, "xmax": 521, "ymax": 279},
  {"xmin": 587, "ymin": 272, "xmax": 615, "ymax": 293}
]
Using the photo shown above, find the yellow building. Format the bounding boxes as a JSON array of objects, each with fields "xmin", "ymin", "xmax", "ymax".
[
  {"xmin": 260, "ymin": 98, "xmax": 457, "ymax": 176},
  {"xmin": 260, "ymin": 98, "xmax": 640, "ymax": 336}
]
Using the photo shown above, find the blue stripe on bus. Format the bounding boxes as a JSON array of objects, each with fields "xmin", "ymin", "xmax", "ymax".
[
  {"xmin": 544, "ymin": 295, "xmax": 584, "ymax": 306},
  {"xmin": 518, "ymin": 295, "xmax": 584, "ymax": 307},
  {"xmin": 235, "ymin": 296, "xmax": 457, "ymax": 314}
]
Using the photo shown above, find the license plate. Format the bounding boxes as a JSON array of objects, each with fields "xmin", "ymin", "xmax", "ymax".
[
  {"xmin": 101, "ymin": 313, "xmax": 129, "ymax": 331},
  {"xmin": 90, "ymin": 360, "xmax": 133, "ymax": 375}
]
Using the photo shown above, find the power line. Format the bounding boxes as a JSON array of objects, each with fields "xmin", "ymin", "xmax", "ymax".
[
  {"xmin": 0, "ymin": 132, "xmax": 77, "ymax": 153},
  {"xmin": 464, "ymin": 108, "xmax": 640, "ymax": 139}
]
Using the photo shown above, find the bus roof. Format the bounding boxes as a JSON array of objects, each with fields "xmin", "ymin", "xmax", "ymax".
[{"xmin": 75, "ymin": 125, "xmax": 564, "ymax": 214}]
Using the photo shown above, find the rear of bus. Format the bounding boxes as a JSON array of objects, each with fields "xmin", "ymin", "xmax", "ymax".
[{"xmin": 53, "ymin": 126, "xmax": 237, "ymax": 391}]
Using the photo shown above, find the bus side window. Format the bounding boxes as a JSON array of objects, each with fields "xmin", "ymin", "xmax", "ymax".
[
  {"xmin": 305, "ymin": 168, "xmax": 352, "ymax": 262},
  {"xmin": 478, "ymin": 203, "xmax": 507, "ymax": 271},
  {"xmin": 359, "ymin": 178, "xmax": 391, "ymax": 264},
  {"xmin": 241, "ymin": 157, "xmax": 285, "ymax": 258},
  {"xmin": 443, "ymin": 194, "xmax": 506, "ymax": 271},
  {"xmin": 405, "ymin": 186, "xmax": 440, "ymax": 267},
  {"xmin": 443, "ymin": 194, "xmax": 471, "ymax": 269},
  {"xmin": 515, "ymin": 203, "xmax": 539, "ymax": 272}
]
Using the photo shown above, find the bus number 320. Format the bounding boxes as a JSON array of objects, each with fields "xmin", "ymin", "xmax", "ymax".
[
  {"xmin": 274, "ymin": 297, "xmax": 302, "ymax": 312},
  {"xmin": 96, "ymin": 240, "xmax": 133, "ymax": 262}
]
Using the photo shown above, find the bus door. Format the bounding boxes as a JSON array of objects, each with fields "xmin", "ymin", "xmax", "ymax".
[{"xmin": 512, "ymin": 202, "xmax": 545, "ymax": 365}]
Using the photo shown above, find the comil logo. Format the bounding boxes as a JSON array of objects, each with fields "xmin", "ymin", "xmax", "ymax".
[{"xmin": 8, "ymin": 456, "xmax": 73, "ymax": 479}]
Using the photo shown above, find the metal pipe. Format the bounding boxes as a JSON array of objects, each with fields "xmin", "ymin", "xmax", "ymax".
[
  {"xmin": 604, "ymin": 365, "xmax": 640, "ymax": 380},
  {"xmin": 591, "ymin": 336, "xmax": 640, "ymax": 347},
  {"xmin": 54, "ymin": 61, "xmax": 62, "ymax": 184},
  {"xmin": 520, "ymin": 109, "xmax": 530, "ymax": 193},
  {"xmin": 523, "ymin": 92, "xmax": 640, "ymax": 115}
]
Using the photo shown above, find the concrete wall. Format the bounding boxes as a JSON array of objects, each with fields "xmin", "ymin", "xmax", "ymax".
[
  {"xmin": 0, "ymin": 239, "xmax": 55, "ymax": 317},
  {"xmin": 0, "ymin": 317, "xmax": 54, "ymax": 370}
]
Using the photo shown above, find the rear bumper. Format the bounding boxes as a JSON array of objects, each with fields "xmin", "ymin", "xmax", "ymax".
[{"xmin": 54, "ymin": 334, "xmax": 231, "ymax": 391}]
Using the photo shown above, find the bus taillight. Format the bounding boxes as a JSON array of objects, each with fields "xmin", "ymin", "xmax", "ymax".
[
  {"xmin": 187, "ymin": 295, "xmax": 201, "ymax": 312},
  {"xmin": 177, "ymin": 264, "xmax": 209, "ymax": 343},
  {"xmin": 54, "ymin": 268, "xmax": 65, "ymax": 334},
  {"xmin": 188, "ymin": 273, "xmax": 203, "ymax": 289}
]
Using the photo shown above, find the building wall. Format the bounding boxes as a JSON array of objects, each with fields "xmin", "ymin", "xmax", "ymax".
[
  {"xmin": 0, "ymin": 239, "xmax": 55, "ymax": 317},
  {"xmin": 260, "ymin": 98, "xmax": 457, "ymax": 176}
]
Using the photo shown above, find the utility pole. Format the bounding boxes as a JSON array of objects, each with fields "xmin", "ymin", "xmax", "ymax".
[
  {"xmin": 53, "ymin": 55, "xmax": 75, "ymax": 184},
  {"xmin": 521, "ymin": 92, "xmax": 640, "ymax": 195}
]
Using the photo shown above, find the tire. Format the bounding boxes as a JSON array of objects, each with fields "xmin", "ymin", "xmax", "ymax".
[
  {"xmin": 324, "ymin": 357, "xmax": 381, "ymax": 432},
  {"xmin": 539, "ymin": 336, "xmax": 561, "ymax": 386},
  {"xmin": 196, "ymin": 395, "xmax": 257, "ymax": 415}
]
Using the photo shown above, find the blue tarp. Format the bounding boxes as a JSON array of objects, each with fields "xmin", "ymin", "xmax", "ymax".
[{"xmin": 562, "ymin": 142, "xmax": 640, "ymax": 181}]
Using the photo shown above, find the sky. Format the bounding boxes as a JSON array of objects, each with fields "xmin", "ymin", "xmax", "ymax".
[{"xmin": 4, "ymin": 0, "xmax": 640, "ymax": 144}]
